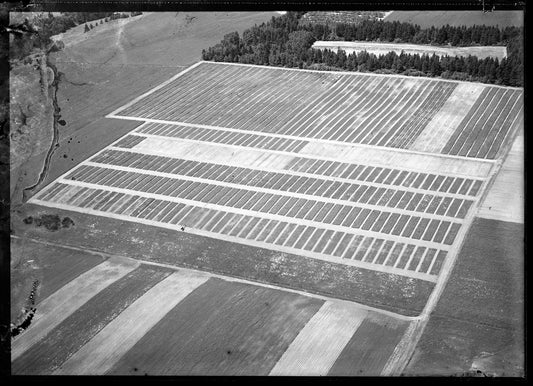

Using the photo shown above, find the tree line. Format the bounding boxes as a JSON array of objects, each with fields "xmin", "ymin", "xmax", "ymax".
[
  {"xmin": 201, "ymin": 12, "xmax": 523, "ymax": 87},
  {"xmin": 332, "ymin": 20, "xmax": 521, "ymax": 46}
]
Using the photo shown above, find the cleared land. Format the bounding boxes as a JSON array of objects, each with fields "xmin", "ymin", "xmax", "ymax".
[
  {"xmin": 12, "ymin": 242, "xmax": 410, "ymax": 376},
  {"xmin": 384, "ymin": 10, "xmax": 523, "ymax": 28},
  {"xmin": 312, "ymin": 41, "xmax": 507, "ymax": 60}
]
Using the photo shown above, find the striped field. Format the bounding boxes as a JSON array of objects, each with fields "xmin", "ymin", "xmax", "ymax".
[{"xmin": 12, "ymin": 249, "xmax": 410, "ymax": 376}]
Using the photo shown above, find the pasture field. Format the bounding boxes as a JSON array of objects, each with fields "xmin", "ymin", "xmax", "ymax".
[
  {"xmin": 312, "ymin": 41, "xmax": 507, "ymax": 60},
  {"xmin": 12, "ymin": 240, "xmax": 410, "ymax": 376},
  {"xmin": 384, "ymin": 10, "xmax": 523, "ymax": 28}
]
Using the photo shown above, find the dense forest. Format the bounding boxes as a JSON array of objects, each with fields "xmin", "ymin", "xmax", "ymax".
[{"xmin": 202, "ymin": 12, "xmax": 523, "ymax": 87}]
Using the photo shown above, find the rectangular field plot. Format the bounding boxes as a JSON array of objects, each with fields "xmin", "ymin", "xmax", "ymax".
[{"xmin": 110, "ymin": 61, "xmax": 523, "ymax": 160}]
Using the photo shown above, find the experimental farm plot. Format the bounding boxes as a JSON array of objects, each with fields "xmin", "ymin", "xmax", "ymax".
[{"xmin": 30, "ymin": 61, "xmax": 523, "ymax": 288}]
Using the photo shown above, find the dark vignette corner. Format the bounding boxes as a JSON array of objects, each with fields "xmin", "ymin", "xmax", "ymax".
[{"xmin": 1, "ymin": 0, "xmax": 526, "ymax": 380}]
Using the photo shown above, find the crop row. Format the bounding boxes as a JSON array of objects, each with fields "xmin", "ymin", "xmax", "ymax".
[
  {"xmin": 118, "ymin": 62, "xmax": 461, "ymax": 152},
  {"xmin": 62, "ymin": 164, "xmax": 463, "ymax": 245},
  {"xmin": 136, "ymin": 122, "xmax": 309, "ymax": 153},
  {"xmin": 41, "ymin": 183, "xmax": 450, "ymax": 276},
  {"xmin": 116, "ymin": 125, "xmax": 484, "ymax": 197},
  {"xmin": 283, "ymin": 156, "xmax": 483, "ymax": 196},
  {"xmin": 442, "ymin": 87, "xmax": 523, "ymax": 159},
  {"xmin": 113, "ymin": 135, "xmax": 146, "ymax": 149},
  {"xmin": 92, "ymin": 149, "xmax": 474, "ymax": 219}
]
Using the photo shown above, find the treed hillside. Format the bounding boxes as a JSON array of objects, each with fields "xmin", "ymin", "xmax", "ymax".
[
  {"xmin": 202, "ymin": 12, "xmax": 523, "ymax": 87},
  {"xmin": 10, "ymin": 12, "xmax": 139, "ymax": 61}
]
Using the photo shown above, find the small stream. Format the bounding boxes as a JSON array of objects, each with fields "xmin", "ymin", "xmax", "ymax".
[{"xmin": 22, "ymin": 53, "xmax": 61, "ymax": 202}]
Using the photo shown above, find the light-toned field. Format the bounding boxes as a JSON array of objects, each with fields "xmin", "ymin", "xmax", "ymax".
[
  {"xmin": 312, "ymin": 41, "xmax": 508, "ymax": 60},
  {"xmin": 12, "ymin": 243, "xmax": 410, "ymax": 375},
  {"xmin": 477, "ymin": 127, "xmax": 524, "ymax": 223},
  {"xmin": 410, "ymin": 83, "xmax": 485, "ymax": 153},
  {"xmin": 384, "ymin": 10, "xmax": 523, "ymax": 28},
  {"xmin": 54, "ymin": 12, "xmax": 280, "ymax": 67}
]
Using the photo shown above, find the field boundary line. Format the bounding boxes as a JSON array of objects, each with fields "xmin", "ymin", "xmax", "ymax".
[
  {"xmin": 10, "ymin": 235, "xmax": 420, "ymax": 321},
  {"xmin": 106, "ymin": 61, "xmax": 204, "ymax": 117},
  {"xmin": 29, "ymin": 197, "xmax": 439, "ymax": 282},
  {"xmin": 110, "ymin": 115, "xmax": 498, "ymax": 165},
  {"xmin": 195, "ymin": 60, "xmax": 524, "ymax": 91}
]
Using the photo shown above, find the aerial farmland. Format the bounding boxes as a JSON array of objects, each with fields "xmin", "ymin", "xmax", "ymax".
[{"xmin": 9, "ymin": 10, "xmax": 524, "ymax": 377}]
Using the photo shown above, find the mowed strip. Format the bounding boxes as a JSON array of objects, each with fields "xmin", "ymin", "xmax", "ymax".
[
  {"xmin": 477, "ymin": 129, "xmax": 523, "ymax": 223},
  {"xmin": 269, "ymin": 301, "xmax": 367, "ymax": 376},
  {"xmin": 54, "ymin": 270, "xmax": 209, "ymax": 375},
  {"xmin": 106, "ymin": 278, "xmax": 324, "ymax": 375},
  {"xmin": 12, "ymin": 264, "xmax": 174, "ymax": 375},
  {"xmin": 11, "ymin": 256, "xmax": 140, "ymax": 361},
  {"xmin": 410, "ymin": 83, "xmax": 485, "ymax": 154}
]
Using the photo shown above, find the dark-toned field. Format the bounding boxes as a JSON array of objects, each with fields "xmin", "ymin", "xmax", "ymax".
[
  {"xmin": 405, "ymin": 217, "xmax": 524, "ymax": 376},
  {"xmin": 384, "ymin": 10, "xmax": 523, "ymax": 28},
  {"xmin": 107, "ymin": 278, "xmax": 323, "ymax": 375}
]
